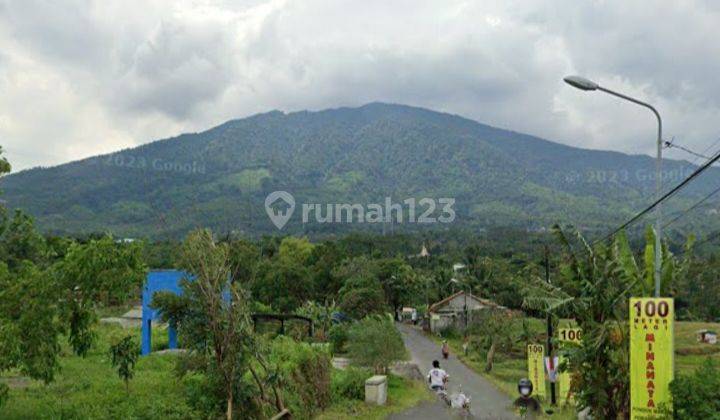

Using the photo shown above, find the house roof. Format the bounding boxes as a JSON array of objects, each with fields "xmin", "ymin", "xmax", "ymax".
[{"xmin": 428, "ymin": 290, "xmax": 503, "ymax": 313}]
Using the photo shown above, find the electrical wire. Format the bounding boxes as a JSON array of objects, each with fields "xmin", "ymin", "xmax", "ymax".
[
  {"xmin": 665, "ymin": 140, "xmax": 712, "ymax": 161},
  {"xmin": 593, "ymin": 146, "xmax": 720, "ymax": 245},
  {"xmin": 663, "ymin": 183, "xmax": 720, "ymax": 229}
]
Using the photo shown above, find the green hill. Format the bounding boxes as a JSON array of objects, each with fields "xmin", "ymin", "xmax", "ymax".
[{"xmin": 1, "ymin": 103, "xmax": 718, "ymax": 239}]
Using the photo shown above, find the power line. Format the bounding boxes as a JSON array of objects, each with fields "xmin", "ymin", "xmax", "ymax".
[
  {"xmin": 667, "ymin": 136, "xmax": 720, "ymax": 167},
  {"xmin": 665, "ymin": 139, "xmax": 712, "ymax": 161},
  {"xmin": 628, "ymin": 137, "xmax": 720, "ymax": 206},
  {"xmin": 594, "ymin": 146, "xmax": 720, "ymax": 245},
  {"xmin": 663, "ymin": 183, "xmax": 720, "ymax": 229},
  {"xmin": 693, "ymin": 230, "xmax": 720, "ymax": 248}
]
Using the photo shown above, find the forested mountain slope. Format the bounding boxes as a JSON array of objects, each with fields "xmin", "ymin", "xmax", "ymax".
[{"xmin": 2, "ymin": 103, "xmax": 717, "ymax": 239}]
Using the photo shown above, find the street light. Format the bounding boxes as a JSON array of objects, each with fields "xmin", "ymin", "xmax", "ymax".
[{"xmin": 564, "ymin": 75, "xmax": 663, "ymax": 297}]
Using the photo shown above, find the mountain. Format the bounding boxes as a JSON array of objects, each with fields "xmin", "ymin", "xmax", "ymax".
[{"xmin": 1, "ymin": 102, "xmax": 718, "ymax": 239}]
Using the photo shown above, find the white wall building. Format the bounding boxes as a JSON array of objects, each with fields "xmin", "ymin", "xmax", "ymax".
[{"xmin": 428, "ymin": 291, "xmax": 505, "ymax": 333}]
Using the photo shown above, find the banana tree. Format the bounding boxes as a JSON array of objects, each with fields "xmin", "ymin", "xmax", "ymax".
[{"xmin": 614, "ymin": 226, "xmax": 694, "ymax": 297}]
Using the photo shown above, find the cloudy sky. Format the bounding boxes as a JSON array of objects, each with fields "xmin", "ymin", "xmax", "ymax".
[{"xmin": 1, "ymin": 0, "xmax": 720, "ymax": 171}]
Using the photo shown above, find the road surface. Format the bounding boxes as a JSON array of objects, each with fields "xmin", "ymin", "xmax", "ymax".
[{"xmin": 390, "ymin": 324, "xmax": 516, "ymax": 419}]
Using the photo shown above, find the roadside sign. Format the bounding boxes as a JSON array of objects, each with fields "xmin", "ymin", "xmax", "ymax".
[
  {"xmin": 527, "ymin": 344, "xmax": 547, "ymax": 399},
  {"xmin": 558, "ymin": 327, "xmax": 582, "ymax": 344},
  {"xmin": 630, "ymin": 298, "xmax": 674, "ymax": 419},
  {"xmin": 557, "ymin": 327, "xmax": 581, "ymax": 404},
  {"xmin": 544, "ymin": 356, "xmax": 559, "ymax": 382}
]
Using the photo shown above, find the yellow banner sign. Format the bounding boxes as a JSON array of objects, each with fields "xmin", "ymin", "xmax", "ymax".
[
  {"xmin": 527, "ymin": 344, "xmax": 546, "ymax": 399},
  {"xmin": 557, "ymin": 327, "xmax": 581, "ymax": 404},
  {"xmin": 630, "ymin": 298, "xmax": 674, "ymax": 419},
  {"xmin": 558, "ymin": 327, "xmax": 582, "ymax": 344}
]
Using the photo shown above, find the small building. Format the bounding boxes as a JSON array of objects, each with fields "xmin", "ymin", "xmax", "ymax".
[
  {"xmin": 428, "ymin": 291, "xmax": 504, "ymax": 333},
  {"xmin": 398, "ymin": 307, "xmax": 418, "ymax": 323},
  {"xmin": 697, "ymin": 329, "xmax": 718, "ymax": 344}
]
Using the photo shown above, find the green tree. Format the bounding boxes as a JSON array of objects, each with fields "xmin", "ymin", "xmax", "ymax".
[
  {"xmin": 152, "ymin": 229, "xmax": 287, "ymax": 419},
  {"xmin": 227, "ymin": 238, "xmax": 260, "ymax": 285},
  {"xmin": 308, "ymin": 241, "xmax": 346, "ymax": 299},
  {"xmin": 338, "ymin": 276, "xmax": 386, "ymax": 319},
  {"xmin": 346, "ymin": 317, "xmax": 405, "ymax": 373},
  {"xmin": 52, "ymin": 236, "xmax": 146, "ymax": 356},
  {"xmin": 250, "ymin": 237, "xmax": 315, "ymax": 312},
  {"xmin": 377, "ymin": 258, "xmax": 419, "ymax": 316},
  {"xmin": 0, "ymin": 146, "xmax": 10, "ymax": 176},
  {"xmin": 277, "ymin": 236, "xmax": 314, "ymax": 265},
  {"xmin": 334, "ymin": 256, "xmax": 387, "ymax": 318},
  {"xmin": 0, "ymin": 261, "xmax": 61, "ymax": 384},
  {"xmin": 0, "ymin": 148, "xmax": 147, "ymax": 408},
  {"xmin": 0, "ymin": 209, "xmax": 48, "ymax": 270},
  {"xmin": 109, "ymin": 335, "xmax": 139, "ymax": 393}
]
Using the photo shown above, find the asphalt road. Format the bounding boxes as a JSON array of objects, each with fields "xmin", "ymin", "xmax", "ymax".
[{"xmin": 390, "ymin": 323, "xmax": 516, "ymax": 420}]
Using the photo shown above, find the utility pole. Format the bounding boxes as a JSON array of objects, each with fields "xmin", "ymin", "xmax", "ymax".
[{"xmin": 545, "ymin": 246, "xmax": 557, "ymax": 406}]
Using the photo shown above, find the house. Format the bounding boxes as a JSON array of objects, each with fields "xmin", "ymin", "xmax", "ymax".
[
  {"xmin": 697, "ymin": 329, "xmax": 718, "ymax": 344},
  {"xmin": 428, "ymin": 291, "xmax": 505, "ymax": 333}
]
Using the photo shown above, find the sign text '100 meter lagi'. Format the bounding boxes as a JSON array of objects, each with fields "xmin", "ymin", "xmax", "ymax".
[{"xmin": 629, "ymin": 298, "xmax": 674, "ymax": 419}]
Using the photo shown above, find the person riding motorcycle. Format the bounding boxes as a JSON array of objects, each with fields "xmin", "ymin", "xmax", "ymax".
[{"xmin": 427, "ymin": 360, "xmax": 449, "ymax": 391}]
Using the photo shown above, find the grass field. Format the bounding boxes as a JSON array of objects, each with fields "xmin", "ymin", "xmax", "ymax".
[
  {"xmin": 1, "ymin": 318, "xmax": 428, "ymax": 419},
  {"xmin": 1, "ymin": 323, "xmax": 193, "ymax": 419}
]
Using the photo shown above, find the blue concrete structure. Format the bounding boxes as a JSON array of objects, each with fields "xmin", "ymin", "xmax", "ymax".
[{"xmin": 141, "ymin": 270, "xmax": 188, "ymax": 356}]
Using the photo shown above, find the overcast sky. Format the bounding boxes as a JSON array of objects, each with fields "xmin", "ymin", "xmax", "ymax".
[{"xmin": 1, "ymin": 0, "xmax": 720, "ymax": 171}]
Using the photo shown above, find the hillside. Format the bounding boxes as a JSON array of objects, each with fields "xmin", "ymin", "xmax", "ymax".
[{"xmin": 1, "ymin": 103, "xmax": 718, "ymax": 239}]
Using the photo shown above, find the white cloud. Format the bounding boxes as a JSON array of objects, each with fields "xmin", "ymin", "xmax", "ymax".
[{"xmin": 1, "ymin": 0, "xmax": 719, "ymax": 170}]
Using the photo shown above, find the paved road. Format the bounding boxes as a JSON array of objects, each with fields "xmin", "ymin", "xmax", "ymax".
[{"xmin": 390, "ymin": 324, "xmax": 516, "ymax": 420}]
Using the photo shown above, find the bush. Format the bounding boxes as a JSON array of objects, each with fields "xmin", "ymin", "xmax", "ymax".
[
  {"xmin": 347, "ymin": 317, "xmax": 405, "ymax": 373},
  {"xmin": 437, "ymin": 325, "xmax": 462, "ymax": 339},
  {"xmin": 669, "ymin": 358, "xmax": 720, "ymax": 419},
  {"xmin": 328, "ymin": 324, "xmax": 349, "ymax": 354},
  {"xmin": 270, "ymin": 336, "xmax": 332, "ymax": 419},
  {"xmin": 331, "ymin": 367, "xmax": 372, "ymax": 402}
]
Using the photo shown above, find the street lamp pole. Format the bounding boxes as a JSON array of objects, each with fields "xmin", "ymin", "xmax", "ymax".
[{"xmin": 563, "ymin": 76, "xmax": 663, "ymax": 297}]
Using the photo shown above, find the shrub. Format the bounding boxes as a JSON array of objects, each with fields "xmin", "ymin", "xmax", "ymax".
[
  {"xmin": 328, "ymin": 324, "xmax": 349, "ymax": 354},
  {"xmin": 331, "ymin": 367, "xmax": 372, "ymax": 402},
  {"xmin": 270, "ymin": 336, "xmax": 332, "ymax": 419},
  {"xmin": 109, "ymin": 335, "xmax": 139, "ymax": 393},
  {"xmin": 346, "ymin": 317, "xmax": 405, "ymax": 373},
  {"xmin": 437, "ymin": 325, "xmax": 462, "ymax": 339},
  {"xmin": 669, "ymin": 358, "xmax": 720, "ymax": 419}
]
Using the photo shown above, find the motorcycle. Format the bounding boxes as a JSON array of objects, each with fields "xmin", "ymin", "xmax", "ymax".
[{"xmin": 433, "ymin": 385, "xmax": 472, "ymax": 415}]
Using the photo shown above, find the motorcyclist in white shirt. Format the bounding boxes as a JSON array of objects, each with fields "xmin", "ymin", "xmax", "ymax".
[{"xmin": 427, "ymin": 360, "xmax": 449, "ymax": 391}]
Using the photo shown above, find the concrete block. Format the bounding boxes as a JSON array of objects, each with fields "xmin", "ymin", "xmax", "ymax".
[
  {"xmin": 331, "ymin": 357, "xmax": 351, "ymax": 370},
  {"xmin": 365, "ymin": 375, "xmax": 388, "ymax": 405}
]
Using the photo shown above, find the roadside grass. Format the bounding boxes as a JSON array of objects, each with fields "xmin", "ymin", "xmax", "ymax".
[
  {"xmin": 429, "ymin": 319, "xmax": 720, "ymax": 419},
  {"xmin": 316, "ymin": 374, "xmax": 432, "ymax": 420}
]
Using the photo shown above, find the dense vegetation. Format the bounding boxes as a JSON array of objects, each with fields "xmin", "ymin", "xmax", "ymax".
[
  {"xmin": 2, "ymin": 141, "xmax": 720, "ymax": 419},
  {"xmin": 4, "ymin": 103, "xmax": 720, "ymax": 239}
]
